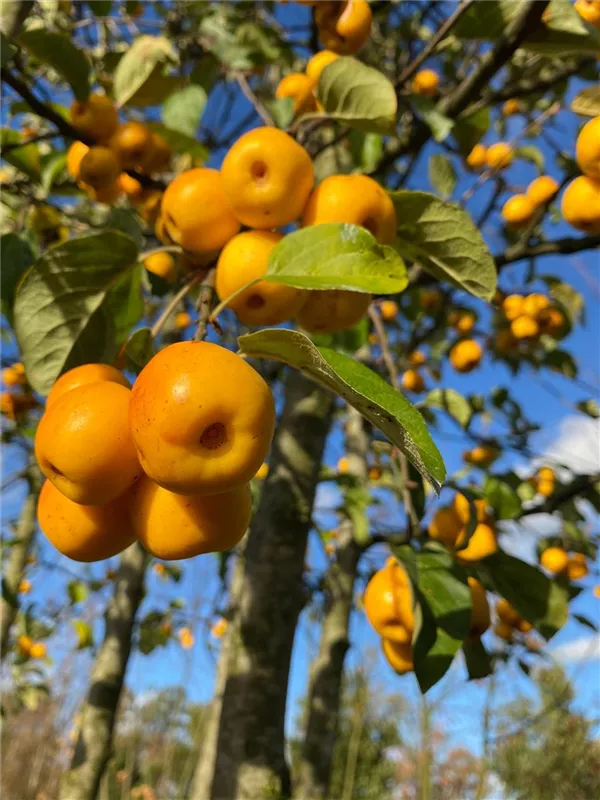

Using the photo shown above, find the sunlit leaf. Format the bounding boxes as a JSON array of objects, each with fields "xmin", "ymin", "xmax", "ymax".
[{"xmin": 239, "ymin": 329, "xmax": 445, "ymax": 491}]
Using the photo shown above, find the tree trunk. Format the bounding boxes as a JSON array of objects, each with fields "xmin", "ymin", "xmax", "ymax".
[
  {"xmin": 341, "ymin": 679, "xmax": 367, "ymax": 800},
  {"xmin": 60, "ymin": 542, "xmax": 148, "ymax": 800},
  {"xmin": 417, "ymin": 697, "xmax": 432, "ymax": 800},
  {"xmin": 297, "ymin": 409, "xmax": 368, "ymax": 800},
  {"xmin": 194, "ymin": 370, "xmax": 334, "ymax": 800},
  {"xmin": 0, "ymin": 464, "xmax": 42, "ymax": 658},
  {"xmin": 189, "ymin": 553, "xmax": 245, "ymax": 800}
]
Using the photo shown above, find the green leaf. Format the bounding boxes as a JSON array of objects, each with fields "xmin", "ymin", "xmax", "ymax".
[
  {"xmin": 124, "ymin": 327, "xmax": 155, "ymax": 374},
  {"xmin": 104, "ymin": 208, "xmax": 144, "ymax": 249},
  {"xmin": 454, "ymin": 0, "xmax": 600, "ymax": 54},
  {"xmin": 344, "ymin": 485, "xmax": 371, "ymax": 546},
  {"xmin": 138, "ymin": 610, "xmax": 171, "ymax": 654},
  {"xmin": 14, "ymin": 231, "xmax": 141, "ymax": 395},
  {"xmin": 1, "ymin": 31, "xmax": 15, "ymax": 67},
  {"xmin": 126, "ymin": 71, "xmax": 185, "ymax": 108},
  {"xmin": 571, "ymin": 85, "xmax": 600, "ymax": 117},
  {"xmin": 161, "ymin": 85, "xmax": 207, "ymax": 137},
  {"xmin": 349, "ymin": 130, "xmax": 384, "ymax": 173},
  {"xmin": 310, "ymin": 317, "xmax": 370, "ymax": 355},
  {"xmin": 190, "ymin": 53, "xmax": 221, "ymax": 94},
  {"xmin": 10, "ymin": 99, "xmax": 69, "ymax": 120},
  {"xmin": 390, "ymin": 190, "xmax": 497, "ymax": 300},
  {"xmin": 483, "ymin": 476, "xmax": 521, "ymax": 520},
  {"xmin": 317, "ymin": 56, "xmax": 397, "ymax": 134},
  {"xmin": 72, "ymin": 619, "xmax": 93, "ymax": 649},
  {"xmin": 515, "ymin": 144, "xmax": 544, "ymax": 172},
  {"xmin": 267, "ymin": 97, "xmax": 295, "ymax": 129},
  {"xmin": 84, "ymin": 0, "xmax": 112, "ymax": 14},
  {"xmin": 238, "ymin": 329, "xmax": 445, "ymax": 491},
  {"xmin": 577, "ymin": 399, "xmax": 600, "ymax": 419},
  {"xmin": 572, "ymin": 613, "xmax": 598, "ymax": 632},
  {"xmin": 482, "ymin": 551, "xmax": 569, "ymax": 639},
  {"xmin": 453, "ymin": 107, "xmax": 490, "ymax": 156},
  {"xmin": 1, "ymin": 234, "xmax": 34, "ymax": 326},
  {"xmin": 0, "ymin": 129, "xmax": 40, "ymax": 180},
  {"xmin": 40, "ymin": 151, "xmax": 67, "ymax": 194},
  {"xmin": 113, "ymin": 35, "xmax": 178, "ymax": 107},
  {"xmin": 265, "ymin": 223, "xmax": 407, "ymax": 294},
  {"xmin": 0, "ymin": 0, "xmax": 33, "ymax": 40},
  {"xmin": 543, "ymin": 349, "xmax": 578, "ymax": 378},
  {"xmin": 422, "ymin": 388, "xmax": 472, "ymax": 428},
  {"xmin": 1, "ymin": 578, "xmax": 18, "ymax": 609},
  {"xmin": 463, "ymin": 637, "xmax": 493, "ymax": 680},
  {"xmin": 148, "ymin": 122, "xmax": 209, "ymax": 161},
  {"xmin": 67, "ymin": 580, "xmax": 88, "ymax": 605},
  {"xmin": 394, "ymin": 544, "xmax": 472, "ymax": 692},
  {"xmin": 541, "ymin": 275, "xmax": 584, "ymax": 326},
  {"xmin": 18, "ymin": 29, "xmax": 90, "ymax": 101},
  {"xmin": 411, "ymin": 96, "xmax": 454, "ymax": 142},
  {"xmin": 428, "ymin": 154, "xmax": 457, "ymax": 200}
]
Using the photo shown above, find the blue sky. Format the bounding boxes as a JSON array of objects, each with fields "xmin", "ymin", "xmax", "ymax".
[{"xmin": 2, "ymin": 0, "xmax": 599, "ymax": 772}]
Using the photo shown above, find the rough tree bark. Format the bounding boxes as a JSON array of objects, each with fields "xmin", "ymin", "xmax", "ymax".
[
  {"xmin": 60, "ymin": 542, "xmax": 148, "ymax": 800},
  {"xmin": 189, "ymin": 554, "xmax": 246, "ymax": 800},
  {"xmin": 192, "ymin": 369, "xmax": 334, "ymax": 800},
  {"xmin": 297, "ymin": 408, "xmax": 368, "ymax": 800},
  {"xmin": 0, "ymin": 463, "xmax": 42, "ymax": 658}
]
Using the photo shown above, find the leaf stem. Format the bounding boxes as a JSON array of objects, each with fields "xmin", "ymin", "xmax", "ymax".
[{"xmin": 368, "ymin": 305, "xmax": 420, "ymax": 537}]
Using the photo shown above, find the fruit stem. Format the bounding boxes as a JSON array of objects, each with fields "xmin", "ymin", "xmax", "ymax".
[
  {"xmin": 209, "ymin": 278, "xmax": 262, "ymax": 327},
  {"xmin": 139, "ymin": 245, "xmax": 182, "ymax": 261},
  {"xmin": 150, "ymin": 273, "xmax": 205, "ymax": 338},
  {"xmin": 194, "ymin": 268, "xmax": 218, "ymax": 342}
]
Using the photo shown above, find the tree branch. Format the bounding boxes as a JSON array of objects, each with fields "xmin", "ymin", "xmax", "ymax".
[
  {"xmin": 233, "ymin": 71, "xmax": 274, "ymax": 127},
  {"xmin": 483, "ymin": 57, "xmax": 596, "ymax": 105},
  {"xmin": 371, "ymin": 0, "xmax": 550, "ymax": 178},
  {"xmin": 520, "ymin": 473, "xmax": 599, "ymax": 518},
  {"xmin": 395, "ymin": 0, "xmax": 476, "ymax": 91},
  {"xmin": 1, "ymin": 67, "xmax": 162, "ymax": 189},
  {"xmin": 495, "ymin": 235, "xmax": 600, "ymax": 269}
]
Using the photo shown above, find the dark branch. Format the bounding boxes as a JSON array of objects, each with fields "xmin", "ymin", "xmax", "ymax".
[
  {"xmin": 395, "ymin": 0, "xmax": 476, "ymax": 90},
  {"xmin": 520, "ymin": 473, "xmax": 599, "ymax": 518},
  {"xmin": 484, "ymin": 57, "xmax": 596, "ymax": 105},
  {"xmin": 1, "ymin": 67, "xmax": 163, "ymax": 190},
  {"xmin": 495, "ymin": 235, "xmax": 600, "ymax": 269},
  {"xmin": 371, "ymin": 0, "xmax": 551, "ymax": 178}
]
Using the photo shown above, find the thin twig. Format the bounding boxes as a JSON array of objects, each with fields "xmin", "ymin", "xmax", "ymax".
[
  {"xmin": 150, "ymin": 273, "xmax": 205, "ymax": 338},
  {"xmin": 371, "ymin": 0, "xmax": 550, "ymax": 178},
  {"xmin": 395, "ymin": 0, "xmax": 476, "ymax": 90},
  {"xmin": 1, "ymin": 131, "xmax": 58, "ymax": 154},
  {"xmin": 461, "ymin": 101, "xmax": 560, "ymax": 203},
  {"xmin": 233, "ymin": 71, "xmax": 274, "ymax": 126},
  {"xmin": 194, "ymin": 268, "xmax": 219, "ymax": 342},
  {"xmin": 369, "ymin": 305, "xmax": 420, "ymax": 537}
]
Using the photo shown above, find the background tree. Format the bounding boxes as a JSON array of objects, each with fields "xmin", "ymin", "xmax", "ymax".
[{"xmin": 491, "ymin": 665, "xmax": 600, "ymax": 800}]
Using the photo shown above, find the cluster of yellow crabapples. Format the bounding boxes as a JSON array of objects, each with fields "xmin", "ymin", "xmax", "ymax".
[
  {"xmin": 361, "ymin": 553, "xmax": 521, "ymax": 676},
  {"xmin": 34, "ymin": 344, "xmax": 275, "ymax": 563},
  {"xmin": 466, "ymin": 116, "xmax": 600, "ymax": 235},
  {"xmin": 361, "ymin": 474, "xmax": 591, "ymax": 676}
]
